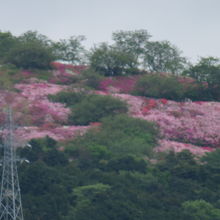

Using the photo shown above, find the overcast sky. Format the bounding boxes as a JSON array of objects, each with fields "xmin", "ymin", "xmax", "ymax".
[{"xmin": 0, "ymin": 0, "xmax": 219, "ymax": 62}]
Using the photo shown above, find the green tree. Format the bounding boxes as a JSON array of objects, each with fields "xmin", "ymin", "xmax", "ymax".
[
  {"xmin": 144, "ymin": 40, "xmax": 187, "ymax": 74},
  {"xmin": 200, "ymin": 149, "xmax": 220, "ymax": 189},
  {"xmin": 201, "ymin": 149, "xmax": 220, "ymax": 171},
  {"xmin": 17, "ymin": 136, "xmax": 68, "ymax": 166},
  {"xmin": 89, "ymin": 43, "xmax": 138, "ymax": 76},
  {"xmin": 184, "ymin": 57, "xmax": 220, "ymax": 100},
  {"xmin": 53, "ymin": 35, "xmax": 87, "ymax": 64},
  {"xmin": 5, "ymin": 42, "xmax": 55, "ymax": 69},
  {"xmin": 20, "ymin": 161, "xmax": 70, "ymax": 220},
  {"xmin": 106, "ymin": 155, "xmax": 147, "ymax": 173},
  {"xmin": 0, "ymin": 31, "xmax": 17, "ymax": 63},
  {"xmin": 182, "ymin": 200, "xmax": 220, "ymax": 220},
  {"xmin": 184, "ymin": 57, "xmax": 220, "ymax": 82},
  {"xmin": 4, "ymin": 31, "xmax": 56, "ymax": 69},
  {"xmin": 112, "ymin": 29, "xmax": 151, "ymax": 63},
  {"xmin": 18, "ymin": 30, "xmax": 52, "ymax": 48},
  {"xmin": 64, "ymin": 177, "xmax": 149, "ymax": 220},
  {"xmin": 67, "ymin": 114, "xmax": 158, "ymax": 158}
]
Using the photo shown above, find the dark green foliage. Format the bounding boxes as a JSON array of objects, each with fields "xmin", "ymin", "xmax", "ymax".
[
  {"xmin": 201, "ymin": 149, "xmax": 220, "ymax": 171},
  {"xmin": 48, "ymin": 91, "xmax": 86, "ymax": 106},
  {"xmin": 52, "ymin": 35, "xmax": 87, "ymax": 64},
  {"xmin": 18, "ymin": 31, "xmax": 52, "ymax": 47},
  {"xmin": 112, "ymin": 29, "xmax": 151, "ymax": 65},
  {"xmin": 184, "ymin": 57, "xmax": 220, "ymax": 84},
  {"xmin": 133, "ymin": 74, "xmax": 184, "ymax": 100},
  {"xmin": 18, "ymin": 136, "xmax": 68, "ymax": 166},
  {"xmin": 89, "ymin": 43, "xmax": 139, "ymax": 76},
  {"xmin": 181, "ymin": 200, "xmax": 220, "ymax": 220},
  {"xmin": 0, "ymin": 30, "xmax": 56, "ymax": 69},
  {"xmin": 106, "ymin": 155, "xmax": 147, "ymax": 173},
  {"xmin": 67, "ymin": 114, "xmax": 158, "ymax": 159},
  {"xmin": 49, "ymin": 91, "xmax": 128, "ymax": 125},
  {"xmin": 15, "ymin": 134, "xmax": 220, "ymax": 220},
  {"xmin": 144, "ymin": 40, "xmax": 187, "ymax": 74},
  {"xmin": 19, "ymin": 161, "xmax": 71, "ymax": 220},
  {"xmin": 65, "ymin": 183, "xmax": 112, "ymax": 220},
  {"xmin": 184, "ymin": 57, "xmax": 220, "ymax": 100},
  {"xmin": 90, "ymin": 29, "xmax": 188, "ymax": 75},
  {"xmin": 133, "ymin": 73, "xmax": 207, "ymax": 101},
  {"xmin": 0, "ymin": 31, "xmax": 17, "ymax": 63},
  {"xmin": 81, "ymin": 68, "xmax": 104, "ymax": 89},
  {"xmin": 0, "ymin": 30, "xmax": 88, "ymax": 69},
  {"xmin": 183, "ymin": 82, "xmax": 209, "ymax": 101},
  {"xmin": 0, "ymin": 64, "xmax": 21, "ymax": 90},
  {"xmin": 5, "ymin": 42, "xmax": 55, "ymax": 69},
  {"xmin": 69, "ymin": 95, "xmax": 128, "ymax": 125}
]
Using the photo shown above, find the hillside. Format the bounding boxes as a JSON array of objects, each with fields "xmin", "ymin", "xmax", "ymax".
[
  {"xmin": 1, "ymin": 28, "xmax": 220, "ymax": 219},
  {"xmin": 0, "ymin": 62, "xmax": 218, "ymax": 155},
  {"xmin": 1, "ymin": 62, "xmax": 220, "ymax": 219}
]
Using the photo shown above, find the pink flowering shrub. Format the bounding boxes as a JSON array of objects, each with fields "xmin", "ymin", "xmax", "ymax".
[
  {"xmin": 143, "ymin": 101, "xmax": 220, "ymax": 147},
  {"xmin": 15, "ymin": 125, "xmax": 91, "ymax": 144},
  {"xmin": 113, "ymin": 93, "xmax": 220, "ymax": 148},
  {"xmin": 0, "ymin": 66, "xmax": 219, "ymax": 157},
  {"xmin": 51, "ymin": 62, "xmax": 87, "ymax": 74},
  {"xmin": 29, "ymin": 100, "xmax": 70, "ymax": 125},
  {"xmin": 13, "ymin": 82, "xmax": 70, "ymax": 125},
  {"xmin": 156, "ymin": 139, "xmax": 213, "ymax": 156},
  {"xmin": 15, "ymin": 82, "xmax": 67, "ymax": 99},
  {"xmin": 50, "ymin": 62, "xmax": 87, "ymax": 84},
  {"xmin": 0, "ymin": 91, "xmax": 31, "ymax": 125},
  {"xmin": 99, "ymin": 75, "xmax": 139, "ymax": 93}
]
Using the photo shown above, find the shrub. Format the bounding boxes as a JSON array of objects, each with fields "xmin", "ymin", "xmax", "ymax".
[
  {"xmin": 5, "ymin": 42, "xmax": 55, "ymax": 69},
  {"xmin": 67, "ymin": 114, "xmax": 159, "ymax": 157},
  {"xmin": 133, "ymin": 73, "xmax": 212, "ymax": 101},
  {"xmin": 81, "ymin": 68, "xmax": 104, "ymax": 89},
  {"xmin": 48, "ymin": 91, "xmax": 86, "ymax": 106},
  {"xmin": 69, "ymin": 95, "xmax": 128, "ymax": 125},
  {"xmin": 183, "ymin": 82, "xmax": 210, "ymax": 101},
  {"xmin": 133, "ymin": 74, "xmax": 184, "ymax": 101},
  {"xmin": 0, "ymin": 64, "xmax": 25, "ymax": 89}
]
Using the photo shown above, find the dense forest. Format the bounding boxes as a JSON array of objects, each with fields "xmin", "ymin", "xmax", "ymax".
[{"xmin": 0, "ymin": 29, "xmax": 220, "ymax": 219}]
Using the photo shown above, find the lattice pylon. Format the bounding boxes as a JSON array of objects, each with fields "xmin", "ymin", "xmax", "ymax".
[{"xmin": 0, "ymin": 108, "xmax": 24, "ymax": 220}]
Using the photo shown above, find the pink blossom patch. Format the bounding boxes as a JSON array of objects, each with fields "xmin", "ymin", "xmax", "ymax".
[
  {"xmin": 156, "ymin": 139, "xmax": 214, "ymax": 155},
  {"xmin": 15, "ymin": 125, "xmax": 91, "ymax": 144},
  {"xmin": 99, "ymin": 75, "xmax": 139, "ymax": 93},
  {"xmin": 112, "ymin": 93, "xmax": 220, "ymax": 147}
]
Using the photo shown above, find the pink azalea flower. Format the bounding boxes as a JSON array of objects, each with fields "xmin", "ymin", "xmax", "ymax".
[{"xmin": 112, "ymin": 93, "xmax": 220, "ymax": 148}]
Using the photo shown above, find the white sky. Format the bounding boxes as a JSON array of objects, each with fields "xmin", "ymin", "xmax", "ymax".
[{"xmin": 0, "ymin": 0, "xmax": 220, "ymax": 62}]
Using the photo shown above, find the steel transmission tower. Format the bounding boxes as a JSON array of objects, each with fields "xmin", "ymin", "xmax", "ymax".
[{"xmin": 0, "ymin": 108, "xmax": 24, "ymax": 220}]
